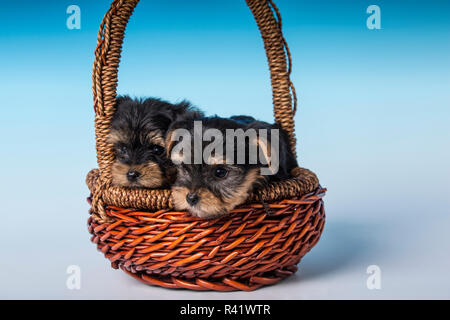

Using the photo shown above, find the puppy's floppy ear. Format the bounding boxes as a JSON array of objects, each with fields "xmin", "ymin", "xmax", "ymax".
[
  {"xmin": 165, "ymin": 120, "xmax": 187, "ymax": 157},
  {"xmin": 165, "ymin": 119, "xmax": 185, "ymax": 156},
  {"xmin": 250, "ymin": 134, "xmax": 272, "ymax": 166},
  {"xmin": 247, "ymin": 129, "xmax": 281, "ymax": 177},
  {"xmin": 250, "ymin": 125, "xmax": 297, "ymax": 179},
  {"xmin": 165, "ymin": 120, "xmax": 194, "ymax": 164},
  {"xmin": 165, "ymin": 128, "xmax": 176, "ymax": 157},
  {"xmin": 165, "ymin": 126, "xmax": 187, "ymax": 165}
]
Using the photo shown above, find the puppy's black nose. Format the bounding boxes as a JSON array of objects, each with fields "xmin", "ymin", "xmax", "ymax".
[
  {"xmin": 127, "ymin": 170, "xmax": 140, "ymax": 182},
  {"xmin": 186, "ymin": 193, "xmax": 200, "ymax": 206}
]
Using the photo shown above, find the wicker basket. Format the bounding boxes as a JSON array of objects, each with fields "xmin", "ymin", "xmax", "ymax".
[{"xmin": 87, "ymin": 0, "xmax": 326, "ymax": 292}]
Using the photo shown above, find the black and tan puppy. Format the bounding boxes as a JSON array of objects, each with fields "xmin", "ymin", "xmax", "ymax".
[
  {"xmin": 167, "ymin": 116, "xmax": 298, "ymax": 219},
  {"xmin": 108, "ymin": 96, "xmax": 203, "ymax": 188}
]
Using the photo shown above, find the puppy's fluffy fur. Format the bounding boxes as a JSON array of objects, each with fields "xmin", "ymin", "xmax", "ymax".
[
  {"xmin": 108, "ymin": 96, "xmax": 203, "ymax": 188},
  {"xmin": 167, "ymin": 116, "xmax": 298, "ymax": 219}
]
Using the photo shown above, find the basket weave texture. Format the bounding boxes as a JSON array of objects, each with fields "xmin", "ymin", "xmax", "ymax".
[{"xmin": 87, "ymin": 0, "xmax": 326, "ymax": 291}]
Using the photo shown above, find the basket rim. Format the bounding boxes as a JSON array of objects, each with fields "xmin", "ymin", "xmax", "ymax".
[{"xmin": 87, "ymin": 166, "xmax": 320, "ymax": 211}]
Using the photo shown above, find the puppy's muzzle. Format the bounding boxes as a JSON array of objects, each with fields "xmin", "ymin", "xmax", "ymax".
[
  {"xmin": 186, "ymin": 193, "xmax": 200, "ymax": 206},
  {"xmin": 127, "ymin": 170, "xmax": 141, "ymax": 182}
]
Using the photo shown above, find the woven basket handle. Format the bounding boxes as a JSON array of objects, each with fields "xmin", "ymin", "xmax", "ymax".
[{"xmin": 92, "ymin": 0, "xmax": 297, "ymax": 182}]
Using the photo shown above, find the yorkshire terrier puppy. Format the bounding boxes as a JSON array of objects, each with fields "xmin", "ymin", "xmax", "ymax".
[
  {"xmin": 167, "ymin": 116, "xmax": 298, "ymax": 219},
  {"xmin": 108, "ymin": 96, "xmax": 203, "ymax": 188}
]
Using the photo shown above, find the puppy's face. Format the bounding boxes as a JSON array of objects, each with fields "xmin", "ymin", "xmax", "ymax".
[
  {"xmin": 172, "ymin": 164, "xmax": 263, "ymax": 219},
  {"xmin": 108, "ymin": 97, "xmax": 178, "ymax": 188},
  {"xmin": 109, "ymin": 129, "xmax": 174, "ymax": 188},
  {"xmin": 167, "ymin": 117, "xmax": 269, "ymax": 219}
]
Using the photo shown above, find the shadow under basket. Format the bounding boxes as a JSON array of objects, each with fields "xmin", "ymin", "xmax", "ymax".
[
  {"xmin": 87, "ymin": 0, "xmax": 326, "ymax": 291},
  {"xmin": 87, "ymin": 168, "xmax": 326, "ymax": 292}
]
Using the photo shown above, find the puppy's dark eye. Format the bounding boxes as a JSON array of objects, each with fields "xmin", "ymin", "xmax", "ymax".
[
  {"xmin": 213, "ymin": 167, "xmax": 228, "ymax": 179},
  {"xmin": 150, "ymin": 144, "xmax": 165, "ymax": 156}
]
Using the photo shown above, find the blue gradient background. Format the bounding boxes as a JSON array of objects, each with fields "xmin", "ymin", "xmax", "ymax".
[{"xmin": 0, "ymin": 0, "xmax": 449, "ymax": 299}]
